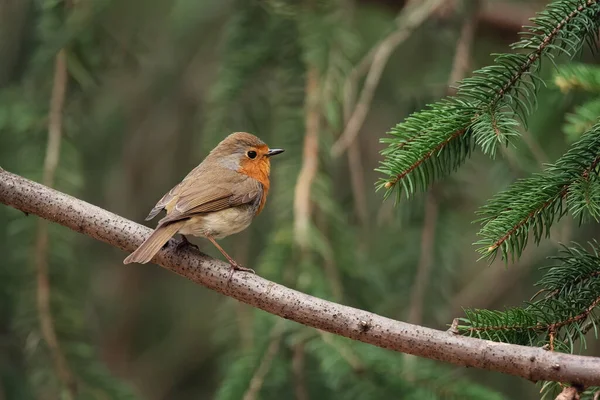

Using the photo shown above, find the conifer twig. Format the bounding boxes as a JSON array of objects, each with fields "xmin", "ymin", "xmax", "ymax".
[
  {"xmin": 487, "ymin": 154, "xmax": 600, "ymax": 253},
  {"xmin": 3, "ymin": 169, "xmax": 600, "ymax": 385},
  {"xmin": 462, "ymin": 295, "xmax": 600, "ymax": 347},
  {"xmin": 382, "ymin": 0, "xmax": 600, "ymax": 191},
  {"xmin": 331, "ymin": 0, "xmax": 443, "ymax": 157},
  {"xmin": 35, "ymin": 48, "xmax": 77, "ymax": 399},
  {"xmin": 242, "ymin": 321, "xmax": 285, "ymax": 400}
]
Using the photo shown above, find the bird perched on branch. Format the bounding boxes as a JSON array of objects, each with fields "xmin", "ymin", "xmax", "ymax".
[{"xmin": 123, "ymin": 132, "xmax": 284, "ymax": 272}]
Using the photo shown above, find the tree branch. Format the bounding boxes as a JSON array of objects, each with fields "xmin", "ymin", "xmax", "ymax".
[
  {"xmin": 331, "ymin": 0, "xmax": 443, "ymax": 157},
  {"xmin": 294, "ymin": 66, "xmax": 320, "ymax": 249},
  {"xmin": 2, "ymin": 168, "xmax": 600, "ymax": 385},
  {"xmin": 35, "ymin": 48, "xmax": 77, "ymax": 399}
]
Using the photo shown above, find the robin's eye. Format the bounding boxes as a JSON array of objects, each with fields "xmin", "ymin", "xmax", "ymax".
[{"xmin": 247, "ymin": 151, "xmax": 257, "ymax": 159}]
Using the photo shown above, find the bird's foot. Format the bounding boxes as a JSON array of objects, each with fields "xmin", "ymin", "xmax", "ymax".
[
  {"xmin": 176, "ymin": 235, "xmax": 199, "ymax": 252},
  {"xmin": 225, "ymin": 260, "xmax": 256, "ymax": 285},
  {"xmin": 229, "ymin": 261, "xmax": 255, "ymax": 274}
]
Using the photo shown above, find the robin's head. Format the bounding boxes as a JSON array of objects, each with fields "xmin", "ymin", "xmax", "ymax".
[{"xmin": 211, "ymin": 132, "xmax": 284, "ymax": 182}]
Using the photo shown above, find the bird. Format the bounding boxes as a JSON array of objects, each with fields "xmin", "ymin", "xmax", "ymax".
[{"xmin": 123, "ymin": 132, "xmax": 284, "ymax": 272}]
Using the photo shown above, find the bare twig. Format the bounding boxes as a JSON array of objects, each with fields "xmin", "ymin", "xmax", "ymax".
[
  {"xmin": 347, "ymin": 141, "xmax": 369, "ymax": 229},
  {"xmin": 3, "ymin": 169, "xmax": 600, "ymax": 385},
  {"xmin": 295, "ymin": 63, "xmax": 344, "ymax": 298},
  {"xmin": 342, "ymin": 41, "xmax": 370, "ymax": 230},
  {"xmin": 342, "ymin": 4, "xmax": 369, "ymax": 231},
  {"xmin": 292, "ymin": 341, "xmax": 309, "ymax": 400},
  {"xmin": 478, "ymin": 0, "xmax": 539, "ymax": 33},
  {"xmin": 407, "ymin": 0, "xmax": 471, "ymax": 334},
  {"xmin": 294, "ymin": 66, "xmax": 320, "ymax": 249},
  {"xmin": 446, "ymin": 1, "xmax": 479, "ymax": 95},
  {"xmin": 407, "ymin": 194, "xmax": 439, "ymax": 325},
  {"xmin": 34, "ymin": 48, "xmax": 77, "ymax": 399},
  {"xmin": 242, "ymin": 321, "xmax": 285, "ymax": 400},
  {"xmin": 331, "ymin": 0, "xmax": 444, "ymax": 157}
]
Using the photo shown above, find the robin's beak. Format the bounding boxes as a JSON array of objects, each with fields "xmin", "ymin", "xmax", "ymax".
[{"xmin": 267, "ymin": 148, "xmax": 285, "ymax": 157}]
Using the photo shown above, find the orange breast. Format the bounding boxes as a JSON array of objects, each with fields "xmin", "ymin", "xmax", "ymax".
[{"xmin": 238, "ymin": 158, "xmax": 271, "ymax": 215}]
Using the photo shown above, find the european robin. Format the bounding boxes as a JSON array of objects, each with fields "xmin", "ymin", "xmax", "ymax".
[{"xmin": 123, "ymin": 132, "xmax": 284, "ymax": 271}]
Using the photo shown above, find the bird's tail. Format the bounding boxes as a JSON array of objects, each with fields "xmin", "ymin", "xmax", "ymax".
[{"xmin": 123, "ymin": 221, "xmax": 185, "ymax": 264}]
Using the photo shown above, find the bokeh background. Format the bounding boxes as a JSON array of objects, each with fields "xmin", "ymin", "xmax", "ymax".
[{"xmin": 1, "ymin": 0, "xmax": 599, "ymax": 399}]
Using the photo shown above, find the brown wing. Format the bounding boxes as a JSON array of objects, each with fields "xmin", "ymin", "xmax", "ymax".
[
  {"xmin": 157, "ymin": 174, "xmax": 263, "ymax": 225},
  {"xmin": 145, "ymin": 164, "xmax": 205, "ymax": 221}
]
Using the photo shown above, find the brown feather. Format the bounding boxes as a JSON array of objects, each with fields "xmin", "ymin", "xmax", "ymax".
[
  {"xmin": 126, "ymin": 132, "xmax": 276, "ymax": 265},
  {"xmin": 159, "ymin": 177, "xmax": 263, "ymax": 225},
  {"xmin": 123, "ymin": 221, "xmax": 185, "ymax": 264},
  {"xmin": 144, "ymin": 133, "xmax": 270, "ymax": 223}
]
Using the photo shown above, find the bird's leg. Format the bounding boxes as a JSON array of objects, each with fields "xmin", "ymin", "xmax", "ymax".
[
  {"xmin": 206, "ymin": 235, "xmax": 255, "ymax": 274},
  {"xmin": 176, "ymin": 234, "xmax": 199, "ymax": 252}
]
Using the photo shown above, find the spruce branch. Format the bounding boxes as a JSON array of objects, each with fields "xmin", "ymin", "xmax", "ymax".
[
  {"xmin": 536, "ymin": 242, "xmax": 600, "ymax": 298},
  {"xmin": 458, "ymin": 242, "xmax": 600, "ymax": 353},
  {"xmin": 378, "ymin": 0, "xmax": 600, "ymax": 198},
  {"xmin": 475, "ymin": 124, "xmax": 600, "ymax": 262},
  {"xmin": 2, "ymin": 169, "xmax": 600, "ymax": 385}
]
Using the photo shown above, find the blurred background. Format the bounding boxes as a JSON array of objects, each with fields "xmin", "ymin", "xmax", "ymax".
[{"xmin": 1, "ymin": 0, "xmax": 599, "ymax": 399}]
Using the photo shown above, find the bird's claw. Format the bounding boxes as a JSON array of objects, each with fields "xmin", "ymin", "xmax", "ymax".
[
  {"xmin": 176, "ymin": 235, "xmax": 199, "ymax": 252},
  {"xmin": 230, "ymin": 261, "xmax": 255, "ymax": 274}
]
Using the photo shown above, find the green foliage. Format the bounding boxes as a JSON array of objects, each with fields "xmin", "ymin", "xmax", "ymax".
[
  {"xmin": 555, "ymin": 62, "xmax": 600, "ymax": 94},
  {"xmin": 3, "ymin": 0, "xmax": 600, "ymax": 399},
  {"xmin": 203, "ymin": 0, "xmax": 293, "ymax": 143},
  {"xmin": 374, "ymin": 1, "xmax": 600, "ymax": 397},
  {"xmin": 215, "ymin": 314, "xmax": 507, "ymax": 400},
  {"xmin": 377, "ymin": 0, "xmax": 600, "ymax": 200},
  {"xmin": 474, "ymin": 123, "xmax": 600, "ymax": 262},
  {"xmin": 205, "ymin": 1, "xmax": 504, "ymax": 399},
  {"xmin": 0, "ymin": 1, "xmax": 137, "ymax": 398},
  {"xmin": 553, "ymin": 62, "xmax": 600, "ymax": 148},
  {"xmin": 562, "ymin": 97, "xmax": 600, "ymax": 141},
  {"xmin": 458, "ymin": 242, "xmax": 600, "ymax": 398},
  {"xmin": 459, "ymin": 242, "xmax": 600, "ymax": 347}
]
